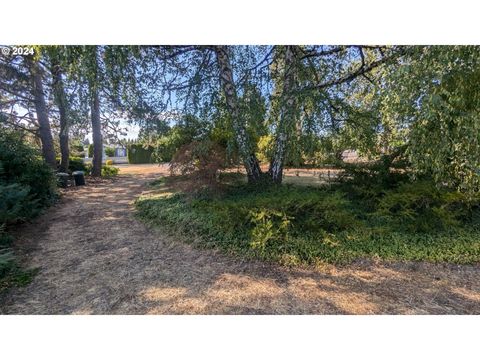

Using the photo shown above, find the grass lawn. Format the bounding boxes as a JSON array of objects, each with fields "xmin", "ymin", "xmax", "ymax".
[{"xmin": 136, "ymin": 174, "xmax": 480, "ymax": 266}]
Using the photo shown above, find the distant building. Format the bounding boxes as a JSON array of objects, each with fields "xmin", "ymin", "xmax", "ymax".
[
  {"xmin": 84, "ymin": 144, "xmax": 127, "ymax": 159},
  {"xmin": 114, "ymin": 147, "xmax": 127, "ymax": 157}
]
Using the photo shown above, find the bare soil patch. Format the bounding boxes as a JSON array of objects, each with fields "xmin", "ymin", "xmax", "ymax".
[{"xmin": 1, "ymin": 164, "xmax": 479, "ymax": 314}]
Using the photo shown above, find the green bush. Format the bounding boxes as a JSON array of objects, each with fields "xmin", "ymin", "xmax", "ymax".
[
  {"xmin": 248, "ymin": 208, "xmax": 292, "ymax": 252},
  {"xmin": 70, "ymin": 143, "xmax": 85, "ymax": 158},
  {"xmin": 68, "ymin": 157, "xmax": 86, "ymax": 172},
  {"xmin": 0, "ymin": 130, "xmax": 56, "ymax": 289},
  {"xmin": 336, "ymin": 154, "xmax": 411, "ymax": 212},
  {"xmin": 0, "ymin": 130, "xmax": 57, "ymax": 220},
  {"xmin": 101, "ymin": 165, "xmax": 119, "ymax": 177},
  {"xmin": 375, "ymin": 181, "xmax": 478, "ymax": 232},
  {"xmin": 0, "ymin": 183, "xmax": 32, "ymax": 224},
  {"xmin": 127, "ymin": 144, "xmax": 154, "ymax": 164},
  {"xmin": 56, "ymin": 156, "xmax": 87, "ymax": 173},
  {"xmin": 169, "ymin": 140, "xmax": 227, "ymax": 194},
  {"xmin": 153, "ymin": 137, "xmax": 179, "ymax": 162},
  {"xmin": 339, "ymin": 158, "xmax": 409, "ymax": 190},
  {"xmin": 151, "ymin": 119, "xmax": 207, "ymax": 163},
  {"xmin": 105, "ymin": 147, "xmax": 115, "ymax": 157},
  {"xmin": 105, "ymin": 159, "xmax": 114, "ymax": 166}
]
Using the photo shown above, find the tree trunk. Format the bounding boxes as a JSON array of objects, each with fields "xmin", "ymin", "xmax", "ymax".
[
  {"xmin": 90, "ymin": 47, "xmax": 103, "ymax": 177},
  {"xmin": 27, "ymin": 57, "xmax": 57, "ymax": 168},
  {"xmin": 91, "ymin": 87, "xmax": 103, "ymax": 177},
  {"xmin": 51, "ymin": 61, "xmax": 69, "ymax": 173},
  {"xmin": 215, "ymin": 46, "xmax": 262, "ymax": 183},
  {"xmin": 269, "ymin": 46, "xmax": 298, "ymax": 184}
]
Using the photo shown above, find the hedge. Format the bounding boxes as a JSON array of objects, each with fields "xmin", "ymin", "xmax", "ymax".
[
  {"xmin": 127, "ymin": 144, "xmax": 154, "ymax": 164},
  {"xmin": 56, "ymin": 157, "xmax": 87, "ymax": 173}
]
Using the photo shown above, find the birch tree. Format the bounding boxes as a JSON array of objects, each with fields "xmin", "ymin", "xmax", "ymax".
[
  {"xmin": 268, "ymin": 46, "xmax": 298, "ymax": 183},
  {"xmin": 214, "ymin": 46, "xmax": 262, "ymax": 182}
]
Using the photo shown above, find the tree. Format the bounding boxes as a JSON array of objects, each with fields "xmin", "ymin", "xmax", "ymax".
[
  {"xmin": 49, "ymin": 48, "xmax": 70, "ymax": 172},
  {"xmin": 25, "ymin": 55, "xmax": 56, "ymax": 168},
  {"xmin": 214, "ymin": 46, "xmax": 262, "ymax": 182},
  {"xmin": 89, "ymin": 47, "xmax": 103, "ymax": 176},
  {"xmin": 269, "ymin": 46, "xmax": 299, "ymax": 183},
  {"xmin": 1, "ymin": 49, "xmax": 58, "ymax": 167},
  {"xmin": 66, "ymin": 45, "xmax": 114, "ymax": 176},
  {"xmin": 373, "ymin": 46, "xmax": 480, "ymax": 194},
  {"xmin": 263, "ymin": 45, "xmax": 405, "ymax": 183},
  {"xmin": 81, "ymin": 45, "xmax": 147, "ymax": 175},
  {"xmin": 1, "ymin": 46, "xmax": 80, "ymax": 170}
]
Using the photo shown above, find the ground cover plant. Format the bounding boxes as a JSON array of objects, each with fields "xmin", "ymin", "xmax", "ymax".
[{"xmin": 136, "ymin": 171, "xmax": 480, "ymax": 266}]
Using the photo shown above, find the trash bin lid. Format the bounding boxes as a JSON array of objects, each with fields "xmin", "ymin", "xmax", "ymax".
[{"xmin": 72, "ymin": 171, "xmax": 84, "ymax": 175}]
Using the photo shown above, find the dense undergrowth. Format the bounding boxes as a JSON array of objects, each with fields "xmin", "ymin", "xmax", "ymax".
[
  {"xmin": 0, "ymin": 130, "xmax": 56, "ymax": 291},
  {"xmin": 136, "ymin": 171, "xmax": 480, "ymax": 266}
]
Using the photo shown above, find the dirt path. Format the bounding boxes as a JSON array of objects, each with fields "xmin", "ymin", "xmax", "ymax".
[{"xmin": 1, "ymin": 165, "xmax": 479, "ymax": 314}]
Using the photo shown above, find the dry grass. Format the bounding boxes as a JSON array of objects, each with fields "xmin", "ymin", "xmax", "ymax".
[
  {"xmin": 0, "ymin": 164, "xmax": 479, "ymax": 314},
  {"xmin": 113, "ymin": 163, "xmax": 165, "ymax": 175}
]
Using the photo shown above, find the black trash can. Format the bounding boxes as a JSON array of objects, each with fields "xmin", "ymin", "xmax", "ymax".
[
  {"xmin": 56, "ymin": 172, "xmax": 69, "ymax": 188},
  {"xmin": 72, "ymin": 171, "xmax": 85, "ymax": 186}
]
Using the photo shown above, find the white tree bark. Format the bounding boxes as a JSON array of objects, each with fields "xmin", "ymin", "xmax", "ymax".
[
  {"xmin": 269, "ymin": 46, "xmax": 298, "ymax": 183},
  {"xmin": 215, "ymin": 46, "xmax": 261, "ymax": 182}
]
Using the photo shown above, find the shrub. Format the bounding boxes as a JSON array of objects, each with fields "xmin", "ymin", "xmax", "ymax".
[
  {"xmin": 152, "ymin": 141, "xmax": 176, "ymax": 163},
  {"xmin": 68, "ymin": 157, "xmax": 87, "ymax": 172},
  {"xmin": 56, "ymin": 156, "xmax": 87, "ymax": 173},
  {"xmin": 127, "ymin": 144, "xmax": 154, "ymax": 164},
  {"xmin": 101, "ymin": 165, "xmax": 119, "ymax": 177},
  {"xmin": 336, "ymin": 152, "xmax": 411, "ymax": 212},
  {"xmin": 0, "ymin": 130, "xmax": 56, "ymax": 288},
  {"xmin": 105, "ymin": 147, "xmax": 115, "ymax": 157},
  {"xmin": 151, "ymin": 117, "xmax": 208, "ymax": 163},
  {"xmin": 375, "ymin": 181, "xmax": 478, "ymax": 232},
  {"xmin": 70, "ymin": 143, "xmax": 85, "ymax": 158},
  {"xmin": 169, "ymin": 140, "xmax": 226, "ymax": 193},
  {"xmin": 249, "ymin": 208, "xmax": 292, "ymax": 251},
  {"xmin": 152, "ymin": 134, "xmax": 183, "ymax": 163},
  {"xmin": 105, "ymin": 159, "xmax": 114, "ymax": 166},
  {"xmin": 0, "ymin": 183, "xmax": 32, "ymax": 225},
  {"xmin": 339, "ymin": 158, "xmax": 409, "ymax": 189},
  {"xmin": 0, "ymin": 130, "xmax": 57, "ymax": 218}
]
